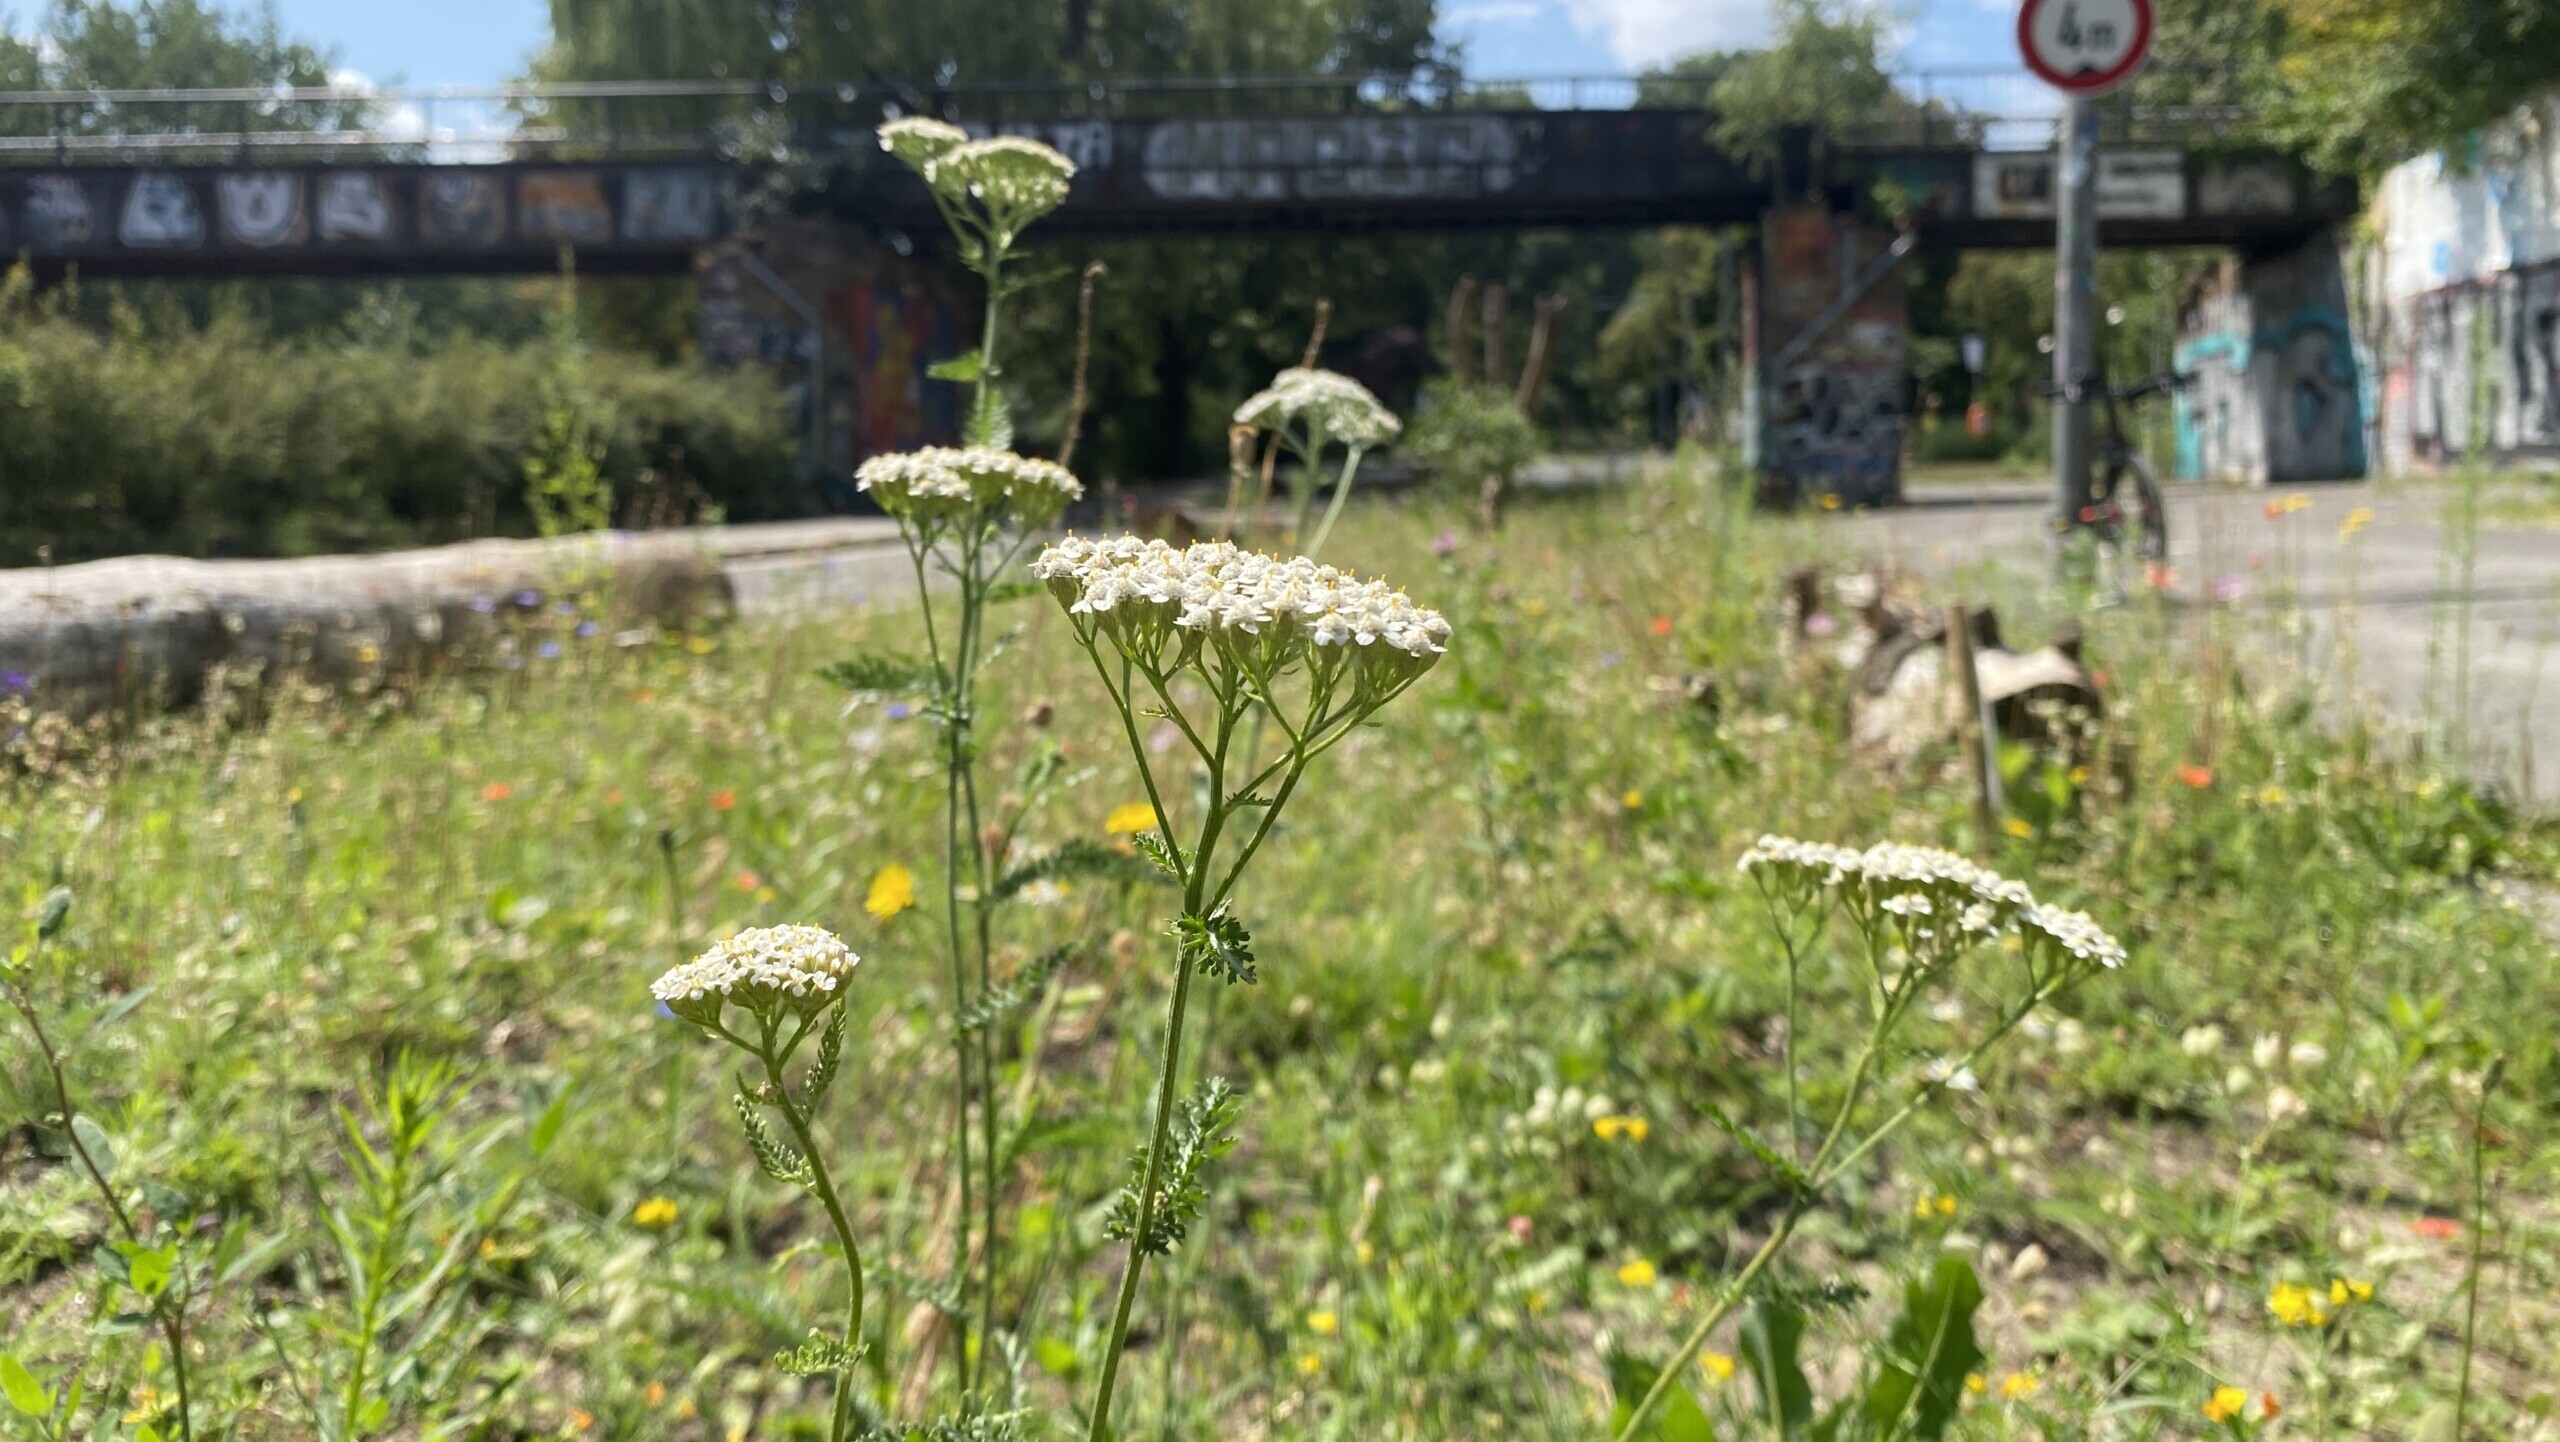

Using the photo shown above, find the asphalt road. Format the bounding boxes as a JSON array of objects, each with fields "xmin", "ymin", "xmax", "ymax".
[
  {"xmin": 1850, "ymin": 478, "xmax": 2560, "ymax": 802},
  {"xmin": 711, "ymin": 469, "xmax": 2560, "ymax": 799}
]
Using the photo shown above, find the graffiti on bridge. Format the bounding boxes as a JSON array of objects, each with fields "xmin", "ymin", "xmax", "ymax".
[
  {"xmin": 0, "ymin": 166, "xmax": 725, "ymax": 264},
  {"xmin": 1139, "ymin": 115, "xmax": 1531, "ymax": 202}
]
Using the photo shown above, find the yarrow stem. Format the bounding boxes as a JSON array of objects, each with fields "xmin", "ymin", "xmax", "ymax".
[
  {"xmin": 1611, "ymin": 837, "xmax": 2124, "ymax": 1442},
  {"xmin": 867, "ymin": 117, "xmax": 1083, "ymax": 1406},
  {"xmin": 1044, "ymin": 535, "xmax": 1447, "ymax": 1442}
]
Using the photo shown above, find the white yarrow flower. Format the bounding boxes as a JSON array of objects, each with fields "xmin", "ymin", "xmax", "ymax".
[
  {"xmin": 879, "ymin": 116, "xmax": 969, "ymax": 170},
  {"xmin": 653, "ymin": 924, "xmax": 860, "ymax": 1025},
  {"xmin": 1234, "ymin": 367, "xmax": 1403, "ymax": 450}
]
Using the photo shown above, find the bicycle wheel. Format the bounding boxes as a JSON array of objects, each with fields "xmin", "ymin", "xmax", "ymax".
[{"xmin": 2124, "ymin": 452, "xmax": 2168, "ymax": 564}]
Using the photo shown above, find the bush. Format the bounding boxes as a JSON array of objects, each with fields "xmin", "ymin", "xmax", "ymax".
[{"xmin": 0, "ymin": 272, "xmax": 801, "ymax": 564}]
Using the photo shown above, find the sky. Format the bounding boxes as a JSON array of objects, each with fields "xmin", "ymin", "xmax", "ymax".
[{"xmin": 247, "ymin": 0, "xmax": 2027, "ymax": 88}]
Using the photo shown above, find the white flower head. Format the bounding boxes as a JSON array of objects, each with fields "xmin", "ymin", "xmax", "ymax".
[
  {"xmin": 925, "ymin": 136, "xmax": 1078, "ymax": 232},
  {"xmin": 857, "ymin": 445, "xmax": 1082, "ymax": 526},
  {"xmin": 879, "ymin": 115, "xmax": 969, "ymax": 171},
  {"xmin": 653, "ymin": 924, "xmax": 859, "ymax": 1026},
  {"xmin": 1235, "ymin": 367, "xmax": 1402, "ymax": 451},
  {"xmin": 1032, "ymin": 534, "xmax": 1451, "ymax": 695}
]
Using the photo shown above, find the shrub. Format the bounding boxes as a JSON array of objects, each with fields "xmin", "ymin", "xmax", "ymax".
[{"xmin": 0, "ymin": 272, "xmax": 799, "ymax": 565}]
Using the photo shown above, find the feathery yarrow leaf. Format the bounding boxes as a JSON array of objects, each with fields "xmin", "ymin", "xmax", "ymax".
[
  {"xmin": 774, "ymin": 1329, "xmax": 864, "ymax": 1376},
  {"xmin": 954, "ymin": 946, "xmax": 1075, "ymax": 1037},
  {"xmin": 1105, "ymin": 1076, "xmax": 1243, "ymax": 1255},
  {"xmin": 1177, "ymin": 908, "xmax": 1258, "ymax": 987},
  {"xmin": 995, "ymin": 838, "xmax": 1163, "ymax": 900},
  {"xmin": 733, "ymin": 1092, "xmax": 813, "ymax": 1187}
]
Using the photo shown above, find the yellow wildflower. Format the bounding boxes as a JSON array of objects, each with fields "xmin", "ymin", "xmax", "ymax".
[
  {"xmin": 1592, "ymin": 1115, "xmax": 1649, "ymax": 1142},
  {"xmin": 1621, "ymin": 789, "xmax": 1644, "ymax": 810},
  {"xmin": 1818, "ymin": 492, "xmax": 1843, "ymax": 511},
  {"xmin": 1307, "ymin": 1310, "xmax": 1339, "ymax": 1336},
  {"xmin": 2067, "ymin": 765, "xmax": 2090, "ymax": 785},
  {"xmin": 2257, "ymin": 784, "xmax": 2290, "ymax": 806},
  {"xmin": 2000, "ymin": 1372, "xmax": 2039, "ymax": 1401},
  {"xmin": 634, "ymin": 1196, "xmax": 678, "ymax": 1229},
  {"xmin": 1105, "ymin": 801, "xmax": 1158, "ymax": 835},
  {"xmin": 2340, "ymin": 506, "xmax": 2375, "ymax": 539},
  {"xmin": 2329, "ymin": 1277, "xmax": 2373, "ymax": 1305},
  {"xmin": 866, "ymin": 862, "xmax": 916, "ymax": 921},
  {"xmin": 686, "ymin": 635, "xmax": 717, "ymax": 655},
  {"xmin": 1296, "ymin": 1353, "xmax": 1322, "ymax": 1377},
  {"xmin": 2004, "ymin": 816, "xmax": 2034, "ymax": 838},
  {"xmin": 1965, "ymin": 1374, "xmax": 1989, "ymax": 1395},
  {"xmin": 1617, "ymin": 1258, "xmax": 1658, "ymax": 1287},
  {"xmin": 2203, "ymin": 1386, "xmax": 2249, "ymax": 1423},
  {"xmin": 2267, "ymin": 1280, "xmax": 2327, "ymax": 1327},
  {"xmin": 2281, "ymin": 492, "xmax": 2313, "ymax": 514},
  {"xmin": 1700, "ymin": 1353, "xmax": 1736, "ymax": 1385},
  {"xmin": 1916, "ymin": 1192, "xmax": 1957, "ymax": 1219}
]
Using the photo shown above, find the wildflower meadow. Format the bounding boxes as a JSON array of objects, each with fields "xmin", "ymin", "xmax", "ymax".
[{"xmin": 2, "ymin": 120, "xmax": 2556, "ymax": 1442}]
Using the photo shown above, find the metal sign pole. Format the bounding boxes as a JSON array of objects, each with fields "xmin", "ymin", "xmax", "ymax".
[{"xmin": 2052, "ymin": 95, "xmax": 2099, "ymax": 544}]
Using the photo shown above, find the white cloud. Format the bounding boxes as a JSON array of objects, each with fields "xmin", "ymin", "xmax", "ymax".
[{"xmin": 1559, "ymin": 0, "xmax": 1771, "ymax": 68}]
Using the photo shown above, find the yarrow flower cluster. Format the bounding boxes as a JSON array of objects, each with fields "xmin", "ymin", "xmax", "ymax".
[
  {"xmin": 924, "ymin": 136, "xmax": 1078, "ymax": 231},
  {"xmin": 856, "ymin": 445, "xmax": 1083, "ymax": 526},
  {"xmin": 878, "ymin": 115, "xmax": 968, "ymax": 169},
  {"xmin": 1234, "ymin": 367, "xmax": 1403, "ymax": 451},
  {"xmin": 652, "ymin": 924, "xmax": 860, "ymax": 1025},
  {"xmin": 1737, "ymin": 835, "xmax": 2126, "ymax": 971},
  {"xmin": 1032, "ymin": 536, "xmax": 1450, "ymax": 692}
]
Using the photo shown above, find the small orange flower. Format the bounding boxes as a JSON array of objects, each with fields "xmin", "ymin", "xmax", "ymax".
[
  {"xmin": 2177, "ymin": 765, "xmax": 2215, "ymax": 789},
  {"xmin": 2413, "ymin": 1215, "xmax": 2460, "ymax": 1239},
  {"xmin": 1650, "ymin": 615, "xmax": 1674, "ymax": 638},
  {"xmin": 645, "ymin": 1382, "xmax": 667, "ymax": 1408},
  {"xmin": 710, "ymin": 790, "xmax": 737, "ymax": 811},
  {"xmin": 2260, "ymin": 1392, "xmax": 2281, "ymax": 1420},
  {"xmin": 733, "ymin": 870, "xmax": 762, "ymax": 893},
  {"xmin": 481, "ymin": 782, "xmax": 514, "ymax": 802}
]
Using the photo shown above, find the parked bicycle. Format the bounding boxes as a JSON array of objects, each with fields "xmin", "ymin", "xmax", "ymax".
[{"xmin": 2040, "ymin": 361, "xmax": 2188, "ymax": 586}]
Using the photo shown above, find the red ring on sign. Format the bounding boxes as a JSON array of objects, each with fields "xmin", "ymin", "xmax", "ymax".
[{"xmin": 2017, "ymin": 0, "xmax": 2155, "ymax": 96}]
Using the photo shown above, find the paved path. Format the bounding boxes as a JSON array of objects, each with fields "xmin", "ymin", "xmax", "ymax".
[{"xmin": 1846, "ymin": 478, "xmax": 2560, "ymax": 802}]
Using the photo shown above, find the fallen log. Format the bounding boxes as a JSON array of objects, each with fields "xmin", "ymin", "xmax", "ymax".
[{"xmin": 0, "ymin": 530, "xmax": 733, "ymax": 718}]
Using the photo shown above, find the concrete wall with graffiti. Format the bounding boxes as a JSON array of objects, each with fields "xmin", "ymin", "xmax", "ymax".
[
  {"xmin": 2172, "ymin": 244, "xmax": 2368, "ymax": 484},
  {"xmin": 697, "ymin": 217, "xmax": 962, "ymax": 489},
  {"xmin": 2367, "ymin": 88, "xmax": 2560, "ymax": 468},
  {"xmin": 1756, "ymin": 204, "xmax": 1908, "ymax": 506}
]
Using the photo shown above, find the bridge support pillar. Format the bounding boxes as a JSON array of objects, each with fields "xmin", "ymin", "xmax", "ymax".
[
  {"xmin": 2170, "ymin": 229, "xmax": 2368, "ymax": 484},
  {"xmin": 1753, "ymin": 203, "xmax": 1912, "ymax": 507},
  {"xmin": 696, "ymin": 216, "xmax": 967, "ymax": 498}
]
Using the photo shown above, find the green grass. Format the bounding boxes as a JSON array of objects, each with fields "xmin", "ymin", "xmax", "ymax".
[{"xmin": 2, "ymin": 462, "xmax": 2555, "ymax": 1439}]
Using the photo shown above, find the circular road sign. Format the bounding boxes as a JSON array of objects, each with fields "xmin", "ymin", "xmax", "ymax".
[{"xmin": 2017, "ymin": 0, "xmax": 2154, "ymax": 95}]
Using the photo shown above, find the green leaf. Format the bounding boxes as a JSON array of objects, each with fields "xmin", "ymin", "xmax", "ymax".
[
  {"xmin": 955, "ymin": 947, "xmax": 1073, "ymax": 1037},
  {"xmin": 775, "ymin": 1329, "xmax": 864, "ymax": 1376},
  {"xmin": 528, "ymin": 1084, "xmax": 573, "ymax": 1157},
  {"xmin": 1605, "ymin": 1349, "xmax": 1719, "ymax": 1442},
  {"xmin": 1741, "ymin": 1298, "xmax": 1815, "ymax": 1440},
  {"xmin": 1866, "ymin": 1257, "xmax": 1984, "ymax": 1442},
  {"xmin": 113, "ymin": 1240, "xmax": 177, "ymax": 1299},
  {"xmin": 0, "ymin": 1353, "xmax": 51, "ymax": 1418},
  {"xmin": 1700, "ymin": 1101, "xmax": 1810, "ymax": 1196},
  {"xmin": 818, "ymin": 652, "xmax": 941, "ymax": 700},
  {"xmin": 733, "ymin": 1092, "xmax": 811, "ymax": 1188},
  {"xmin": 926, "ymin": 349, "xmax": 987, "ymax": 383},
  {"xmin": 1104, "ymin": 1076, "xmax": 1242, "ymax": 1255},
  {"xmin": 1176, "ymin": 908, "xmax": 1257, "ymax": 987},
  {"xmin": 965, "ymin": 386, "xmax": 1013, "ymax": 450},
  {"xmin": 1130, "ymin": 832, "xmax": 1186, "ymax": 880},
  {"xmin": 994, "ymin": 840, "xmax": 1163, "ymax": 901},
  {"xmin": 35, "ymin": 886, "xmax": 70, "ymax": 941},
  {"xmin": 805, "ymin": 999, "xmax": 852, "ymax": 1103},
  {"xmin": 69, "ymin": 1115, "xmax": 115, "ymax": 1181}
]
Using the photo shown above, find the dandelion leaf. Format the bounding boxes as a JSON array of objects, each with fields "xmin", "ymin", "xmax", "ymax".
[{"xmin": 1865, "ymin": 1257, "xmax": 1983, "ymax": 1442}]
